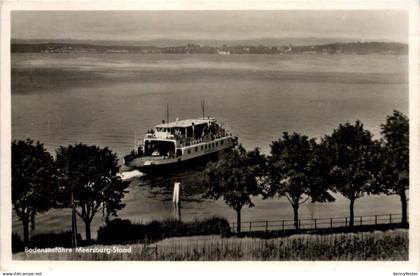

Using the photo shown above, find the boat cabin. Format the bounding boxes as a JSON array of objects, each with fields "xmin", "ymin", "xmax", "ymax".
[{"xmin": 142, "ymin": 117, "xmax": 224, "ymax": 158}]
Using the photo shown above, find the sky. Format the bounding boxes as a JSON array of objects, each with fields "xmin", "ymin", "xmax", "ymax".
[{"xmin": 11, "ymin": 10, "xmax": 407, "ymax": 43}]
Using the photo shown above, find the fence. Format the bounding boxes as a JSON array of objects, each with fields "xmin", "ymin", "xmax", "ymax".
[{"xmin": 231, "ymin": 213, "xmax": 405, "ymax": 233}]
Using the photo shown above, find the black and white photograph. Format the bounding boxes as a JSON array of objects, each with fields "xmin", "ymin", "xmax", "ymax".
[{"xmin": 1, "ymin": 1, "xmax": 419, "ymax": 269}]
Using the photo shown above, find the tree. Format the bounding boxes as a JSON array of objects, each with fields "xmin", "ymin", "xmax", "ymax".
[
  {"xmin": 54, "ymin": 144, "xmax": 129, "ymax": 241},
  {"xmin": 378, "ymin": 110, "xmax": 409, "ymax": 225},
  {"xmin": 322, "ymin": 121, "xmax": 382, "ymax": 227},
  {"xmin": 12, "ymin": 139, "xmax": 54, "ymax": 244},
  {"xmin": 202, "ymin": 145, "xmax": 263, "ymax": 234},
  {"xmin": 264, "ymin": 132, "xmax": 334, "ymax": 229}
]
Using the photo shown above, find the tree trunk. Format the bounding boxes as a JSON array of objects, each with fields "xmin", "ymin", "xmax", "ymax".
[
  {"xmin": 400, "ymin": 190, "xmax": 408, "ymax": 226},
  {"xmin": 293, "ymin": 203, "xmax": 299, "ymax": 230},
  {"xmin": 105, "ymin": 212, "xmax": 110, "ymax": 225},
  {"xmin": 85, "ymin": 219, "xmax": 91, "ymax": 242},
  {"xmin": 236, "ymin": 208, "xmax": 241, "ymax": 234},
  {"xmin": 349, "ymin": 198, "xmax": 355, "ymax": 227},
  {"xmin": 22, "ymin": 218, "xmax": 29, "ymax": 245}
]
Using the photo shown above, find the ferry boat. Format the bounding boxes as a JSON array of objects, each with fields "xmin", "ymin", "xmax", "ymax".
[{"xmin": 123, "ymin": 117, "xmax": 238, "ymax": 174}]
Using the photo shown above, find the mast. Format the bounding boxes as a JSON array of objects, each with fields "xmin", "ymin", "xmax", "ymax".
[
  {"xmin": 134, "ymin": 131, "xmax": 137, "ymax": 152},
  {"xmin": 201, "ymin": 100, "xmax": 205, "ymax": 118},
  {"xmin": 167, "ymin": 104, "xmax": 169, "ymax": 124}
]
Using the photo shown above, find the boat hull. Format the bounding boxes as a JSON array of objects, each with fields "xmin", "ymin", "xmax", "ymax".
[{"xmin": 124, "ymin": 147, "xmax": 233, "ymax": 175}]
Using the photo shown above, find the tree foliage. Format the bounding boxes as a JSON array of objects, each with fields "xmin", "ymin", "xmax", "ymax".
[
  {"xmin": 264, "ymin": 132, "xmax": 334, "ymax": 229},
  {"xmin": 202, "ymin": 145, "xmax": 263, "ymax": 233},
  {"xmin": 322, "ymin": 121, "xmax": 382, "ymax": 226},
  {"xmin": 12, "ymin": 139, "xmax": 54, "ymax": 244},
  {"xmin": 377, "ymin": 110, "xmax": 409, "ymax": 224},
  {"xmin": 54, "ymin": 143, "xmax": 129, "ymax": 241}
]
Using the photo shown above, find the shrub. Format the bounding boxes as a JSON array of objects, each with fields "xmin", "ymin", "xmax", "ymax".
[
  {"xmin": 97, "ymin": 216, "xmax": 231, "ymax": 245},
  {"xmin": 191, "ymin": 217, "xmax": 231, "ymax": 236},
  {"xmin": 29, "ymin": 231, "xmax": 81, "ymax": 249},
  {"xmin": 12, "ymin": 233, "xmax": 24, "ymax": 253},
  {"xmin": 97, "ymin": 219, "xmax": 135, "ymax": 244}
]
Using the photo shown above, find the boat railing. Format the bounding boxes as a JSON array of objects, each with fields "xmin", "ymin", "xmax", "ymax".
[{"xmin": 178, "ymin": 132, "xmax": 233, "ymax": 147}]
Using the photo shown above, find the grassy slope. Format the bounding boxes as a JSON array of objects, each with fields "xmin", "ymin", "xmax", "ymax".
[{"xmin": 14, "ymin": 229, "xmax": 408, "ymax": 261}]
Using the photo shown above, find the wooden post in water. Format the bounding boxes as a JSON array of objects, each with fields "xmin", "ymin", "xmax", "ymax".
[{"xmin": 173, "ymin": 182, "xmax": 181, "ymax": 220}]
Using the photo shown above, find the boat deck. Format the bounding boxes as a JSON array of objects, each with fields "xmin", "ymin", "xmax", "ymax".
[{"xmin": 155, "ymin": 117, "xmax": 215, "ymax": 128}]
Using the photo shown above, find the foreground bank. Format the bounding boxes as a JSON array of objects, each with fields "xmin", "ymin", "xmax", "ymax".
[{"xmin": 14, "ymin": 229, "xmax": 407, "ymax": 261}]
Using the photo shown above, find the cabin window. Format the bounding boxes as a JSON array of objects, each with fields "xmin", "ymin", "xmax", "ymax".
[
  {"xmin": 216, "ymin": 142, "xmax": 218, "ymax": 146},
  {"xmin": 201, "ymin": 146, "xmax": 203, "ymax": 150},
  {"xmin": 195, "ymin": 147, "xmax": 198, "ymax": 152},
  {"xmin": 212, "ymin": 143, "xmax": 215, "ymax": 147},
  {"xmin": 187, "ymin": 149, "xmax": 191, "ymax": 154},
  {"xmin": 221, "ymin": 140, "xmax": 224, "ymax": 145}
]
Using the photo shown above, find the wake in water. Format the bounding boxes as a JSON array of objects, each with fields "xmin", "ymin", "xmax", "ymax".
[{"xmin": 117, "ymin": 170, "xmax": 144, "ymax": 180}]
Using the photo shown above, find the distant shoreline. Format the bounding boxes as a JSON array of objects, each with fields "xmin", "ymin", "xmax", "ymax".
[{"xmin": 11, "ymin": 41, "xmax": 408, "ymax": 55}]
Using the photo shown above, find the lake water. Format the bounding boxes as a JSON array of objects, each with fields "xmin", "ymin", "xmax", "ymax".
[{"xmin": 11, "ymin": 53, "xmax": 408, "ymax": 239}]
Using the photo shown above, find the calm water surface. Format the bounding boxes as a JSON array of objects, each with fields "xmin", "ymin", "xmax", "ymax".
[{"xmin": 11, "ymin": 53, "xmax": 408, "ymax": 239}]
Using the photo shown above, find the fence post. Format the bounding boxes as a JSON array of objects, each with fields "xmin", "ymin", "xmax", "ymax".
[
  {"xmin": 232, "ymin": 222, "xmax": 235, "ymax": 233},
  {"xmin": 314, "ymin": 219, "xmax": 317, "ymax": 229},
  {"xmin": 330, "ymin": 218, "xmax": 333, "ymax": 228},
  {"xmin": 375, "ymin": 215, "xmax": 377, "ymax": 225},
  {"xmin": 389, "ymin": 214, "xmax": 392, "ymax": 224}
]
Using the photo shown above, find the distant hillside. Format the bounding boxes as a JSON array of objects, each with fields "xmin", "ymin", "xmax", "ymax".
[
  {"xmin": 11, "ymin": 37, "xmax": 359, "ymax": 47},
  {"xmin": 11, "ymin": 43, "xmax": 160, "ymax": 53},
  {"xmin": 10, "ymin": 41, "xmax": 407, "ymax": 55},
  {"xmin": 290, "ymin": 42, "xmax": 407, "ymax": 55}
]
